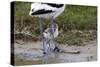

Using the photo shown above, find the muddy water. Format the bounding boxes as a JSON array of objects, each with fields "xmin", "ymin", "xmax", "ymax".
[{"xmin": 14, "ymin": 40, "xmax": 97, "ymax": 66}]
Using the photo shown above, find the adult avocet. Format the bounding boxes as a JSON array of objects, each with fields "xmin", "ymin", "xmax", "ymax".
[{"xmin": 29, "ymin": 2, "xmax": 65, "ymax": 54}]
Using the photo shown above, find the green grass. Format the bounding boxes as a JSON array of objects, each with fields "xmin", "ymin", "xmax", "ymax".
[
  {"xmin": 56, "ymin": 30, "xmax": 97, "ymax": 45},
  {"xmin": 13, "ymin": 2, "xmax": 97, "ymax": 45},
  {"xmin": 57, "ymin": 5, "xmax": 97, "ymax": 30}
]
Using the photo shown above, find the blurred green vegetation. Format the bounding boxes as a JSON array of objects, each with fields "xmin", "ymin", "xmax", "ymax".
[{"xmin": 14, "ymin": 2, "xmax": 97, "ymax": 45}]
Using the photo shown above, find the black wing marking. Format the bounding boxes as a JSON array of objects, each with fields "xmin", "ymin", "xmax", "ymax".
[
  {"xmin": 31, "ymin": 9, "xmax": 55, "ymax": 15},
  {"xmin": 42, "ymin": 3, "xmax": 64, "ymax": 8}
]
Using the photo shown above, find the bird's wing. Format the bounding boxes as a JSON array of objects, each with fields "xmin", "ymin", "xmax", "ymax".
[
  {"xmin": 31, "ymin": 3, "xmax": 57, "ymax": 11},
  {"xmin": 43, "ymin": 3, "xmax": 64, "ymax": 8},
  {"xmin": 40, "ymin": 4, "xmax": 57, "ymax": 12},
  {"xmin": 31, "ymin": 9, "xmax": 55, "ymax": 15},
  {"xmin": 30, "ymin": 3, "xmax": 57, "ymax": 15}
]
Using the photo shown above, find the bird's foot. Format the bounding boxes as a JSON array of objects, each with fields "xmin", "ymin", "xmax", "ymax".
[
  {"xmin": 53, "ymin": 47, "xmax": 60, "ymax": 52},
  {"xmin": 43, "ymin": 52, "xmax": 47, "ymax": 54}
]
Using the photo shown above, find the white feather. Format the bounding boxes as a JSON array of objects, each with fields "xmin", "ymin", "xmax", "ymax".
[{"xmin": 29, "ymin": 3, "xmax": 65, "ymax": 19}]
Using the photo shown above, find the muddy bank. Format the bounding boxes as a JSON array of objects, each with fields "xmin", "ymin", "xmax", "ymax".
[{"xmin": 13, "ymin": 40, "xmax": 97, "ymax": 65}]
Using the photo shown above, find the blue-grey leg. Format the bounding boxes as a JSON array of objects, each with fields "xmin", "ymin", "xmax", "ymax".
[
  {"xmin": 50, "ymin": 19, "xmax": 60, "ymax": 52},
  {"xmin": 39, "ymin": 18, "xmax": 51, "ymax": 54},
  {"xmin": 43, "ymin": 38, "xmax": 51, "ymax": 54},
  {"xmin": 39, "ymin": 18, "xmax": 48, "ymax": 54},
  {"xmin": 47, "ymin": 38, "xmax": 51, "ymax": 53}
]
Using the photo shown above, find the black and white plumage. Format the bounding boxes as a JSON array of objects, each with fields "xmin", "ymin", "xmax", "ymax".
[
  {"xmin": 29, "ymin": 3, "xmax": 65, "ymax": 19},
  {"xmin": 29, "ymin": 2, "xmax": 65, "ymax": 54}
]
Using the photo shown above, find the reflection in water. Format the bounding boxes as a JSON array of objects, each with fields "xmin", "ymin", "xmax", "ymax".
[{"xmin": 42, "ymin": 52, "xmax": 59, "ymax": 64}]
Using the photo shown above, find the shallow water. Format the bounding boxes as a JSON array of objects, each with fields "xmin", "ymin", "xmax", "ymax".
[{"xmin": 14, "ymin": 40, "xmax": 97, "ymax": 66}]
